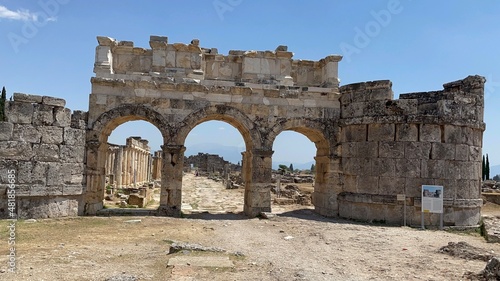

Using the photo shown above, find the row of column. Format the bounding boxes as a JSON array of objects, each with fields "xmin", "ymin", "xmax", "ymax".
[{"xmin": 105, "ymin": 146, "xmax": 153, "ymax": 188}]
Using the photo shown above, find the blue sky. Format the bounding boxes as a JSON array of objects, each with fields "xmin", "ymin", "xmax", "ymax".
[{"xmin": 1, "ymin": 1, "xmax": 500, "ymax": 165}]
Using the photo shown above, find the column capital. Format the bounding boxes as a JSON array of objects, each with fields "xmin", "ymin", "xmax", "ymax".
[
  {"xmin": 252, "ymin": 149, "xmax": 274, "ymax": 158},
  {"xmin": 161, "ymin": 144, "xmax": 186, "ymax": 154}
]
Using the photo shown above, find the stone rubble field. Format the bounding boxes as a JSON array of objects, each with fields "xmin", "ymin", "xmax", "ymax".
[{"xmin": 1, "ymin": 174, "xmax": 499, "ymax": 281}]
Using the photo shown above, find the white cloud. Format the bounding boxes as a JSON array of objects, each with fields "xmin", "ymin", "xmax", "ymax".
[
  {"xmin": 0, "ymin": 5, "xmax": 57, "ymax": 22},
  {"xmin": 0, "ymin": 5, "xmax": 37, "ymax": 21}
]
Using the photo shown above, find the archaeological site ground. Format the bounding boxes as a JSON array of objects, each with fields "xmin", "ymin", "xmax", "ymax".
[{"xmin": 1, "ymin": 35, "xmax": 499, "ymax": 280}]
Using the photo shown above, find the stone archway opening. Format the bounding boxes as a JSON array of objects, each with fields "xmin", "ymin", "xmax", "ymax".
[
  {"xmin": 84, "ymin": 105, "xmax": 170, "ymax": 215},
  {"xmin": 272, "ymin": 131, "xmax": 316, "ymax": 208},
  {"xmin": 102, "ymin": 120, "xmax": 163, "ymax": 210},
  {"xmin": 182, "ymin": 120, "xmax": 246, "ymax": 215},
  {"xmin": 269, "ymin": 122, "xmax": 335, "ymax": 215}
]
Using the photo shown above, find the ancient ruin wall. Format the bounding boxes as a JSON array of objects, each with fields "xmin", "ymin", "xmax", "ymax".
[
  {"xmin": 338, "ymin": 76, "xmax": 485, "ymax": 226},
  {"xmin": 0, "ymin": 93, "xmax": 87, "ymax": 218}
]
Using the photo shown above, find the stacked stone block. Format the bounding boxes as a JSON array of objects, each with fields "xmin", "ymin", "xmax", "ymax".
[
  {"xmin": 0, "ymin": 93, "xmax": 87, "ymax": 218},
  {"xmin": 339, "ymin": 76, "xmax": 485, "ymax": 226}
]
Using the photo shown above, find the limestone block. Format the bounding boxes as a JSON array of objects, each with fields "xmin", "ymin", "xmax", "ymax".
[
  {"xmin": 6, "ymin": 101, "xmax": 33, "ymax": 124},
  {"xmin": 0, "ymin": 141, "xmax": 32, "ymax": 159},
  {"xmin": 63, "ymin": 185, "xmax": 83, "ymax": 195},
  {"xmin": 431, "ymin": 143, "xmax": 455, "ymax": 160},
  {"xmin": 175, "ymin": 52, "xmax": 192, "ymax": 68},
  {"xmin": 357, "ymin": 176, "xmax": 379, "ymax": 194},
  {"xmin": 39, "ymin": 126, "xmax": 64, "ymax": 144},
  {"xmin": 341, "ymin": 124, "xmax": 366, "ymax": 142},
  {"xmin": 0, "ymin": 122, "xmax": 13, "ymax": 140},
  {"xmin": 455, "ymin": 179, "xmax": 474, "ymax": 199},
  {"xmin": 17, "ymin": 161, "xmax": 33, "ymax": 184},
  {"xmin": 15, "ymin": 185, "xmax": 31, "ymax": 196},
  {"xmin": 422, "ymin": 160, "xmax": 447, "ymax": 179},
  {"xmin": 42, "ymin": 96, "xmax": 66, "ymax": 107},
  {"xmin": 61, "ymin": 163, "xmax": 84, "ymax": 185},
  {"xmin": 379, "ymin": 141, "xmax": 405, "ymax": 158},
  {"xmin": 17, "ymin": 198, "xmax": 79, "ymax": 219},
  {"xmin": 405, "ymin": 142, "xmax": 431, "ymax": 159},
  {"xmin": 461, "ymin": 127, "xmax": 474, "ymax": 146},
  {"xmin": 342, "ymin": 157, "xmax": 370, "ymax": 175},
  {"xmin": 33, "ymin": 144, "xmax": 60, "ymax": 162},
  {"xmin": 444, "ymin": 125, "xmax": 462, "ymax": 144},
  {"xmin": 379, "ymin": 177, "xmax": 405, "ymax": 195},
  {"xmin": 64, "ymin": 128, "xmax": 86, "ymax": 146},
  {"xmin": 53, "ymin": 107, "xmax": 71, "ymax": 127},
  {"xmin": 371, "ymin": 158, "xmax": 395, "ymax": 177},
  {"xmin": 396, "ymin": 123, "xmax": 418, "ymax": 141},
  {"xmin": 343, "ymin": 175, "xmax": 357, "ymax": 193},
  {"xmin": 395, "ymin": 158, "xmax": 420, "ymax": 178},
  {"xmin": 60, "ymin": 145, "xmax": 85, "ymax": 163},
  {"xmin": 32, "ymin": 162, "xmax": 49, "ymax": 185},
  {"xmin": 13, "ymin": 92, "xmax": 43, "ymax": 103},
  {"xmin": 455, "ymin": 144, "xmax": 469, "ymax": 161},
  {"xmin": 420, "ymin": 124, "xmax": 441, "ymax": 142},
  {"xmin": 357, "ymin": 141, "xmax": 378, "ymax": 158},
  {"xmin": 341, "ymin": 142, "xmax": 357, "ymax": 158},
  {"xmin": 71, "ymin": 110, "xmax": 88, "ymax": 130},
  {"xmin": 46, "ymin": 163, "xmax": 62, "ymax": 187},
  {"xmin": 33, "ymin": 104, "xmax": 54, "ymax": 125},
  {"xmin": 341, "ymin": 102, "xmax": 364, "ymax": 118},
  {"xmin": 472, "ymin": 128, "xmax": 482, "ymax": 147},
  {"xmin": 165, "ymin": 48, "xmax": 176, "ymax": 68},
  {"xmin": 12, "ymin": 124, "xmax": 41, "ymax": 143},
  {"xmin": 368, "ymin": 123, "xmax": 395, "ymax": 142},
  {"xmin": 469, "ymin": 146, "xmax": 481, "ymax": 162},
  {"xmin": 453, "ymin": 208, "xmax": 481, "ymax": 226}
]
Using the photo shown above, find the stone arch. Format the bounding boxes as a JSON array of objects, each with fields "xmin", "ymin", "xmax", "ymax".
[
  {"xmin": 268, "ymin": 118, "xmax": 341, "ymax": 216},
  {"xmin": 84, "ymin": 104, "xmax": 170, "ymax": 215},
  {"xmin": 89, "ymin": 104, "xmax": 170, "ymax": 143},
  {"xmin": 174, "ymin": 104, "xmax": 260, "ymax": 150}
]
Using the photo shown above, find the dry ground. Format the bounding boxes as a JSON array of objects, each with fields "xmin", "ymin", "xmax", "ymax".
[{"xmin": 1, "ymin": 173, "xmax": 499, "ymax": 281}]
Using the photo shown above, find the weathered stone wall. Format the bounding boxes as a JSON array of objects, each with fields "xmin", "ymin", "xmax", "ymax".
[
  {"xmin": 338, "ymin": 76, "xmax": 485, "ymax": 226},
  {"xmin": 0, "ymin": 93, "xmax": 87, "ymax": 219}
]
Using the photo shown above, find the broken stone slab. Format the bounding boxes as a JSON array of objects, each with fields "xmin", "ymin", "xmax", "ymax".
[
  {"xmin": 41, "ymin": 96, "xmax": 66, "ymax": 107},
  {"xmin": 124, "ymin": 219, "xmax": 141, "ymax": 223},
  {"xmin": 482, "ymin": 257, "xmax": 500, "ymax": 279},
  {"xmin": 13, "ymin": 93, "xmax": 43, "ymax": 103},
  {"xmin": 167, "ymin": 256, "xmax": 233, "ymax": 268},
  {"xmin": 259, "ymin": 212, "xmax": 276, "ymax": 219},
  {"xmin": 168, "ymin": 242, "xmax": 225, "ymax": 254},
  {"xmin": 0, "ymin": 122, "xmax": 13, "ymax": 141},
  {"xmin": 482, "ymin": 215, "xmax": 500, "ymax": 243}
]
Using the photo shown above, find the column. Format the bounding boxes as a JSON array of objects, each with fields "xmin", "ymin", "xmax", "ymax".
[
  {"xmin": 83, "ymin": 140, "xmax": 106, "ymax": 215},
  {"xmin": 244, "ymin": 149, "xmax": 273, "ymax": 217},
  {"xmin": 114, "ymin": 147, "xmax": 123, "ymax": 188},
  {"xmin": 312, "ymin": 154, "xmax": 342, "ymax": 217},
  {"xmin": 158, "ymin": 144, "xmax": 185, "ymax": 217}
]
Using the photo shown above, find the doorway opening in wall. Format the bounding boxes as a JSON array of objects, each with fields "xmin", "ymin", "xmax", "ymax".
[
  {"xmin": 104, "ymin": 120, "xmax": 163, "ymax": 212},
  {"xmin": 183, "ymin": 120, "xmax": 246, "ymax": 217},
  {"xmin": 272, "ymin": 130, "xmax": 316, "ymax": 212}
]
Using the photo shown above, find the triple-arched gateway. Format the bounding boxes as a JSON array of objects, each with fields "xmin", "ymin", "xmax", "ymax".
[{"xmin": 81, "ymin": 35, "xmax": 486, "ymax": 227}]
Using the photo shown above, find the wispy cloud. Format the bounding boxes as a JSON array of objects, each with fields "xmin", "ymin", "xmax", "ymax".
[{"xmin": 0, "ymin": 5, "xmax": 56, "ymax": 22}]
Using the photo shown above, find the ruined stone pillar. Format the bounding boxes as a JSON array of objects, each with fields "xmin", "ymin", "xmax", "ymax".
[
  {"xmin": 244, "ymin": 149, "xmax": 273, "ymax": 217},
  {"xmin": 115, "ymin": 147, "xmax": 123, "ymax": 188},
  {"xmin": 312, "ymin": 155, "xmax": 342, "ymax": 217},
  {"xmin": 158, "ymin": 145, "xmax": 185, "ymax": 217},
  {"xmin": 83, "ymin": 140, "xmax": 107, "ymax": 215}
]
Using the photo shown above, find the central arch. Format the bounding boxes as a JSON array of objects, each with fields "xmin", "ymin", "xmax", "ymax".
[{"xmin": 162, "ymin": 104, "xmax": 264, "ymax": 216}]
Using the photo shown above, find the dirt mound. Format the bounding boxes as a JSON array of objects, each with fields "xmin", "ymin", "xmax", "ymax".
[{"xmin": 439, "ymin": 241, "xmax": 494, "ymax": 261}]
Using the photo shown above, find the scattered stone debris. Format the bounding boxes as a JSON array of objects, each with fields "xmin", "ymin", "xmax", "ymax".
[
  {"xmin": 464, "ymin": 257, "xmax": 500, "ymax": 281},
  {"xmin": 105, "ymin": 275, "xmax": 138, "ymax": 281},
  {"xmin": 168, "ymin": 241, "xmax": 225, "ymax": 254},
  {"xmin": 271, "ymin": 184, "xmax": 312, "ymax": 206},
  {"xmin": 284, "ymin": 236, "xmax": 294, "ymax": 241},
  {"xmin": 482, "ymin": 180, "xmax": 500, "ymax": 193},
  {"xmin": 439, "ymin": 242, "xmax": 494, "ymax": 261},
  {"xmin": 24, "ymin": 219, "xmax": 37, "ymax": 223},
  {"xmin": 482, "ymin": 216, "xmax": 500, "ymax": 243},
  {"xmin": 260, "ymin": 212, "xmax": 276, "ymax": 219}
]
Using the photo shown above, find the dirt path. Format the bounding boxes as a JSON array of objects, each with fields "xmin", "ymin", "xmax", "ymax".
[{"xmin": 0, "ymin": 175, "xmax": 499, "ymax": 281}]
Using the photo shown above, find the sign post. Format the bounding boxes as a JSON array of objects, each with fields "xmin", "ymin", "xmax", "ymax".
[{"xmin": 421, "ymin": 185, "xmax": 444, "ymax": 230}]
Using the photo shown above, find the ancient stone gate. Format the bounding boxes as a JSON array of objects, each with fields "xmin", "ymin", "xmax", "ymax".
[
  {"xmin": 86, "ymin": 35, "xmax": 343, "ymax": 217},
  {"xmin": 0, "ymin": 35, "xmax": 485, "ymax": 226}
]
